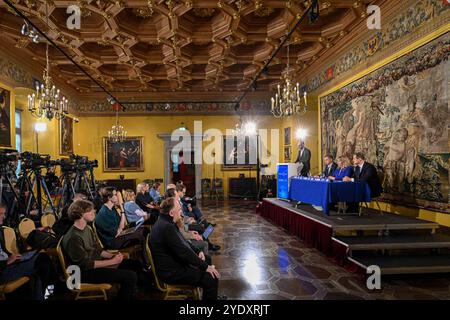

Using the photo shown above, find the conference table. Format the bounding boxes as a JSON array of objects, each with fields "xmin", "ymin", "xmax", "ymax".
[{"xmin": 289, "ymin": 176, "xmax": 371, "ymax": 215}]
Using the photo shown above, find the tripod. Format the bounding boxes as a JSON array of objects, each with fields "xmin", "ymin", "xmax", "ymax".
[
  {"xmin": 57, "ymin": 170, "xmax": 76, "ymax": 214},
  {"xmin": 73, "ymin": 169, "xmax": 95, "ymax": 200},
  {"xmin": 0, "ymin": 163, "xmax": 20, "ymax": 227},
  {"xmin": 18, "ymin": 166, "xmax": 57, "ymax": 220}
]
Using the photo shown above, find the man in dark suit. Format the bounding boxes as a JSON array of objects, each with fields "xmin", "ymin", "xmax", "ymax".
[
  {"xmin": 149, "ymin": 197, "xmax": 223, "ymax": 300},
  {"xmin": 343, "ymin": 152, "xmax": 383, "ymax": 197},
  {"xmin": 294, "ymin": 140, "xmax": 311, "ymax": 176},
  {"xmin": 321, "ymin": 154, "xmax": 338, "ymax": 178}
]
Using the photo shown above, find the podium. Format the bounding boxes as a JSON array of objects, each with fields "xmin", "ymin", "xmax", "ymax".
[{"xmin": 277, "ymin": 163, "xmax": 299, "ymax": 200}]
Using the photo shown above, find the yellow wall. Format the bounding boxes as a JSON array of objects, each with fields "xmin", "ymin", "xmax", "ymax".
[
  {"xmin": 281, "ymin": 96, "xmax": 319, "ymax": 174},
  {"xmin": 1, "ymin": 85, "xmax": 60, "ymax": 159},
  {"xmin": 74, "ymin": 115, "xmax": 284, "ymax": 196}
]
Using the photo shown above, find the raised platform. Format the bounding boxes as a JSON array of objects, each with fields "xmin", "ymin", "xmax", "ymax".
[
  {"xmin": 263, "ymin": 198, "xmax": 439, "ymax": 233},
  {"xmin": 259, "ymin": 198, "xmax": 450, "ymax": 275}
]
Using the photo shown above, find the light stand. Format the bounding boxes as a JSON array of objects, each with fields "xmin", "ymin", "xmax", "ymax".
[{"xmin": 34, "ymin": 122, "xmax": 47, "ymax": 153}]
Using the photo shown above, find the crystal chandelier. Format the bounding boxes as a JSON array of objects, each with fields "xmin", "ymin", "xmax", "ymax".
[
  {"xmin": 27, "ymin": 2, "xmax": 68, "ymax": 121},
  {"xmin": 108, "ymin": 105, "xmax": 127, "ymax": 143},
  {"xmin": 270, "ymin": 33, "xmax": 308, "ymax": 118}
]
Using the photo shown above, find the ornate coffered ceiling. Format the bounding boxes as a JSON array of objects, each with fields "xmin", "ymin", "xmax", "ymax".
[{"xmin": 0, "ymin": 0, "xmax": 377, "ymax": 104}]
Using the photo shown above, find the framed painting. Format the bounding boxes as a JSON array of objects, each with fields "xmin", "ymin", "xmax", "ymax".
[
  {"xmin": 103, "ymin": 136, "xmax": 144, "ymax": 172},
  {"xmin": 0, "ymin": 87, "xmax": 12, "ymax": 147},
  {"xmin": 284, "ymin": 127, "xmax": 291, "ymax": 146},
  {"xmin": 284, "ymin": 146, "xmax": 291, "ymax": 161},
  {"xmin": 59, "ymin": 117, "xmax": 74, "ymax": 156},
  {"xmin": 221, "ymin": 135, "xmax": 257, "ymax": 171}
]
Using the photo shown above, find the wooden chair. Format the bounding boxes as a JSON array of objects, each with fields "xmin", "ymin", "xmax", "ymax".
[
  {"xmin": 18, "ymin": 218, "xmax": 36, "ymax": 241},
  {"xmin": 56, "ymin": 238, "xmax": 112, "ymax": 300},
  {"xmin": 2, "ymin": 226, "xmax": 20, "ymax": 255},
  {"xmin": 144, "ymin": 234, "xmax": 200, "ymax": 300},
  {"xmin": 0, "ymin": 277, "xmax": 30, "ymax": 300},
  {"xmin": 41, "ymin": 214, "xmax": 56, "ymax": 229}
]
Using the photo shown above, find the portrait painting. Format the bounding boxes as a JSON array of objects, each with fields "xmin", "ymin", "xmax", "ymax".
[
  {"xmin": 103, "ymin": 137, "xmax": 144, "ymax": 172},
  {"xmin": 59, "ymin": 117, "xmax": 73, "ymax": 156},
  {"xmin": 320, "ymin": 34, "xmax": 450, "ymax": 212},
  {"xmin": 221, "ymin": 135, "xmax": 257, "ymax": 170},
  {"xmin": 284, "ymin": 127, "xmax": 291, "ymax": 146},
  {"xmin": 0, "ymin": 88, "xmax": 11, "ymax": 147},
  {"xmin": 284, "ymin": 146, "xmax": 291, "ymax": 161}
]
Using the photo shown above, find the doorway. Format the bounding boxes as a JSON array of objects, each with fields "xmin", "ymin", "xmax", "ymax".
[{"xmin": 170, "ymin": 151, "xmax": 196, "ymax": 197}]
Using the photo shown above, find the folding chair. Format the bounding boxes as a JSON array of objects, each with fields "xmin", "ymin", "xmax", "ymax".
[
  {"xmin": 56, "ymin": 238, "xmax": 112, "ymax": 300},
  {"xmin": 0, "ymin": 277, "xmax": 30, "ymax": 300},
  {"xmin": 145, "ymin": 234, "xmax": 200, "ymax": 300}
]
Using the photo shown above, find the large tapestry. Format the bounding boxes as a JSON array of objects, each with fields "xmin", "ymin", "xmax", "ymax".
[{"xmin": 320, "ymin": 33, "xmax": 450, "ymax": 212}]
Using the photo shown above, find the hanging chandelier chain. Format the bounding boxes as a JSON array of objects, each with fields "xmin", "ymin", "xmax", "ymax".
[{"xmin": 27, "ymin": 0, "xmax": 68, "ymax": 121}]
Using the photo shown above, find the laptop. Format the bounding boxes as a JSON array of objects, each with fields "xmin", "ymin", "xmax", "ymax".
[
  {"xmin": 119, "ymin": 217, "xmax": 145, "ymax": 236},
  {"xmin": 202, "ymin": 224, "xmax": 214, "ymax": 239}
]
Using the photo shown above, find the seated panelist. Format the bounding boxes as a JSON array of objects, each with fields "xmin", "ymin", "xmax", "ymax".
[{"xmin": 329, "ymin": 156, "xmax": 354, "ymax": 181}]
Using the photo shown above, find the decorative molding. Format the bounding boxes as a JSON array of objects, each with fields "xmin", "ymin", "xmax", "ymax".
[
  {"xmin": 73, "ymin": 99, "xmax": 272, "ymax": 115},
  {"xmin": 305, "ymin": 0, "xmax": 450, "ymax": 94}
]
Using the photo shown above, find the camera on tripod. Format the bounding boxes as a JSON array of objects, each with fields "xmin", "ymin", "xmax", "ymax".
[
  {"xmin": 0, "ymin": 149, "xmax": 19, "ymax": 165},
  {"xmin": 20, "ymin": 151, "xmax": 54, "ymax": 169}
]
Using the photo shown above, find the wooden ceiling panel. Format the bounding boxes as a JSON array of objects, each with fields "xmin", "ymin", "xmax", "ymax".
[{"xmin": 0, "ymin": 0, "xmax": 379, "ymax": 101}]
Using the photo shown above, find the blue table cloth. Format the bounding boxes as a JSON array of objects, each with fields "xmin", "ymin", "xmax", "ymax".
[{"xmin": 289, "ymin": 177, "xmax": 371, "ymax": 215}]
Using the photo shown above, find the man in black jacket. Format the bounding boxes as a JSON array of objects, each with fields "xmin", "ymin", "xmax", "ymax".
[
  {"xmin": 320, "ymin": 154, "xmax": 338, "ymax": 178},
  {"xmin": 149, "ymin": 197, "xmax": 221, "ymax": 300},
  {"xmin": 294, "ymin": 140, "xmax": 311, "ymax": 176},
  {"xmin": 343, "ymin": 152, "xmax": 383, "ymax": 198}
]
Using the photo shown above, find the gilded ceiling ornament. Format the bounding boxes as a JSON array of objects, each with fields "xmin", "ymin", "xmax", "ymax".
[
  {"xmin": 24, "ymin": 0, "xmax": 36, "ymax": 9},
  {"xmin": 15, "ymin": 38, "xmax": 29, "ymax": 48},
  {"xmin": 132, "ymin": 7, "xmax": 153, "ymax": 18},
  {"xmin": 97, "ymin": 39, "xmax": 110, "ymax": 46},
  {"xmin": 254, "ymin": 6, "xmax": 274, "ymax": 17},
  {"xmin": 192, "ymin": 8, "xmax": 216, "ymax": 17}
]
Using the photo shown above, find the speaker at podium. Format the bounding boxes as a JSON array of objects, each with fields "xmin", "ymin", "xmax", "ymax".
[{"xmin": 277, "ymin": 163, "xmax": 299, "ymax": 200}]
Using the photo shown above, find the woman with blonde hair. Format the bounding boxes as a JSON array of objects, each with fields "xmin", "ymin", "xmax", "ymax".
[
  {"xmin": 329, "ymin": 156, "xmax": 354, "ymax": 181},
  {"xmin": 135, "ymin": 182, "xmax": 159, "ymax": 224},
  {"xmin": 123, "ymin": 189, "xmax": 150, "ymax": 225}
]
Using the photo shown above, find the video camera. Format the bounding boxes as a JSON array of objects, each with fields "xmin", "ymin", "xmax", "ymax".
[
  {"xmin": 20, "ymin": 151, "xmax": 57, "ymax": 170},
  {"xmin": 0, "ymin": 149, "xmax": 19, "ymax": 165},
  {"xmin": 60, "ymin": 154, "xmax": 98, "ymax": 172}
]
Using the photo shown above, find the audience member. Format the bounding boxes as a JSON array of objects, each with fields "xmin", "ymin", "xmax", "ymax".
[
  {"xmin": 62, "ymin": 200, "xmax": 139, "ymax": 300},
  {"xmin": 135, "ymin": 183, "xmax": 159, "ymax": 223},
  {"xmin": 123, "ymin": 189, "xmax": 151, "ymax": 225},
  {"xmin": 95, "ymin": 187, "xmax": 144, "ymax": 249},
  {"xmin": 149, "ymin": 182, "xmax": 162, "ymax": 204},
  {"xmin": 53, "ymin": 192, "xmax": 87, "ymax": 238},
  {"xmin": 0, "ymin": 203, "xmax": 54, "ymax": 300},
  {"xmin": 149, "ymin": 197, "xmax": 222, "ymax": 300}
]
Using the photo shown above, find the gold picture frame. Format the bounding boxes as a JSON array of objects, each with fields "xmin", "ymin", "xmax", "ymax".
[
  {"xmin": 284, "ymin": 146, "xmax": 291, "ymax": 161},
  {"xmin": 103, "ymin": 136, "xmax": 144, "ymax": 172},
  {"xmin": 59, "ymin": 117, "xmax": 74, "ymax": 156}
]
